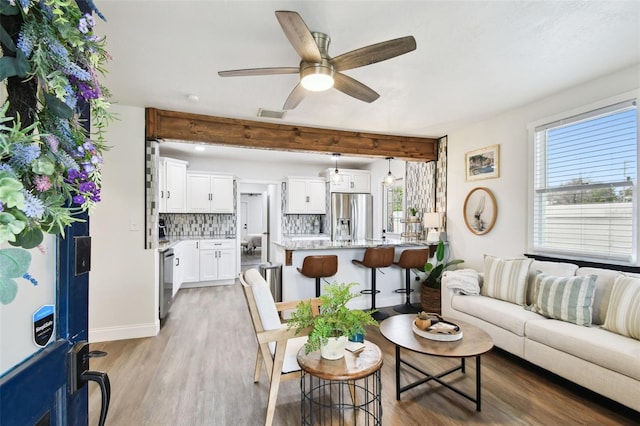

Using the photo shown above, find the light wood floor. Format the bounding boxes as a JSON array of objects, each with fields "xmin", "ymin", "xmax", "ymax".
[{"xmin": 89, "ymin": 283, "xmax": 638, "ymax": 425}]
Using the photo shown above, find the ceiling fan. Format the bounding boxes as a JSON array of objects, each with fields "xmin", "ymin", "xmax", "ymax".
[{"xmin": 218, "ymin": 10, "xmax": 417, "ymax": 110}]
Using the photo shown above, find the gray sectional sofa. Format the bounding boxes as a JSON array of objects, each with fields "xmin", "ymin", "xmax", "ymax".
[{"xmin": 441, "ymin": 258, "xmax": 640, "ymax": 412}]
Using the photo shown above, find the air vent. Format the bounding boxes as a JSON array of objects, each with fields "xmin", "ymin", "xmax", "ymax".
[{"xmin": 257, "ymin": 108, "xmax": 286, "ymax": 119}]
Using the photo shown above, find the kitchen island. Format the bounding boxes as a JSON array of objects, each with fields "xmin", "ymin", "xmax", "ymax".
[{"xmin": 273, "ymin": 239, "xmax": 437, "ymax": 310}]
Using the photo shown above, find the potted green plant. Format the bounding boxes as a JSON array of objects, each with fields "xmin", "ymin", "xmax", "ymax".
[
  {"xmin": 409, "ymin": 207, "xmax": 418, "ymax": 219},
  {"xmin": 419, "ymin": 240, "xmax": 464, "ymax": 313},
  {"xmin": 289, "ymin": 282, "xmax": 378, "ymax": 359}
]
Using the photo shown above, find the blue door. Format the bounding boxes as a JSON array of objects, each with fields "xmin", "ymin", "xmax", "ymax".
[{"xmin": 0, "ymin": 218, "xmax": 110, "ymax": 426}]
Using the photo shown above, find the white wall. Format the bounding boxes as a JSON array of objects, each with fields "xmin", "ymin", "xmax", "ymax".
[
  {"xmin": 446, "ymin": 64, "xmax": 640, "ymax": 271},
  {"xmin": 89, "ymin": 104, "xmax": 158, "ymax": 342}
]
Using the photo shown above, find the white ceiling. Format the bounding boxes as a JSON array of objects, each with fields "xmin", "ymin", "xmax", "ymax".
[{"xmin": 95, "ymin": 1, "xmax": 640, "ymax": 165}]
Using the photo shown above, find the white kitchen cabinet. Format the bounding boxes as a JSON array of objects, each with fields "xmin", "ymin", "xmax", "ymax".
[
  {"xmin": 172, "ymin": 242, "xmax": 183, "ymax": 296},
  {"xmin": 180, "ymin": 240, "xmax": 200, "ymax": 283},
  {"xmin": 286, "ymin": 177, "xmax": 326, "ymax": 214},
  {"xmin": 159, "ymin": 157, "xmax": 188, "ymax": 213},
  {"xmin": 199, "ymin": 239, "xmax": 236, "ymax": 281},
  {"xmin": 325, "ymin": 168, "xmax": 371, "ymax": 193},
  {"xmin": 187, "ymin": 173, "xmax": 234, "ymax": 213}
]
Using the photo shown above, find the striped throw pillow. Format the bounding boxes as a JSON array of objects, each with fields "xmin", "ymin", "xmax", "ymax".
[
  {"xmin": 603, "ymin": 274, "xmax": 640, "ymax": 340},
  {"xmin": 529, "ymin": 274, "xmax": 597, "ymax": 326},
  {"xmin": 481, "ymin": 256, "xmax": 533, "ymax": 305}
]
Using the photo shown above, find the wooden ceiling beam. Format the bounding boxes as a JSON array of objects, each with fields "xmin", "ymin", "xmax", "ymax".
[{"xmin": 146, "ymin": 108, "xmax": 438, "ymax": 162}]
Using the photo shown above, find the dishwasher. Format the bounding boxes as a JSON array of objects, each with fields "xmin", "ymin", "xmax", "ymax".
[{"xmin": 159, "ymin": 248, "xmax": 174, "ymax": 320}]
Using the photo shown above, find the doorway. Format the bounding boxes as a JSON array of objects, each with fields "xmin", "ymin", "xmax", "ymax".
[{"xmin": 240, "ymin": 192, "xmax": 264, "ymax": 271}]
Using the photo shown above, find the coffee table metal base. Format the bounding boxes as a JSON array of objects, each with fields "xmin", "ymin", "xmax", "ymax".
[{"xmin": 394, "ymin": 345, "xmax": 483, "ymax": 411}]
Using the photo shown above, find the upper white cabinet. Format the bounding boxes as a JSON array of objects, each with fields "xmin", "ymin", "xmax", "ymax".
[
  {"xmin": 286, "ymin": 177, "xmax": 326, "ymax": 214},
  {"xmin": 159, "ymin": 157, "xmax": 188, "ymax": 213},
  {"xmin": 186, "ymin": 173, "xmax": 234, "ymax": 213},
  {"xmin": 324, "ymin": 168, "xmax": 371, "ymax": 193}
]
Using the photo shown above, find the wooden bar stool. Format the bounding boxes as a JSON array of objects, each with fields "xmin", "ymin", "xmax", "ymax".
[
  {"xmin": 392, "ymin": 248, "xmax": 432, "ymax": 314},
  {"xmin": 352, "ymin": 246, "xmax": 395, "ymax": 321},
  {"xmin": 297, "ymin": 255, "xmax": 338, "ymax": 297}
]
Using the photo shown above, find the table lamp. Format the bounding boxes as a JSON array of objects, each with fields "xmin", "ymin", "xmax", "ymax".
[{"xmin": 423, "ymin": 212, "xmax": 445, "ymax": 243}]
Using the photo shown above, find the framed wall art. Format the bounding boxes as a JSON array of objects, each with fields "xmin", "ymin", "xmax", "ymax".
[
  {"xmin": 465, "ymin": 144, "xmax": 500, "ymax": 181},
  {"xmin": 463, "ymin": 187, "xmax": 497, "ymax": 235}
]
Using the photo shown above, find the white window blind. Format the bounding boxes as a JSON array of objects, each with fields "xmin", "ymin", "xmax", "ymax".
[{"xmin": 533, "ymin": 99, "xmax": 637, "ymax": 262}]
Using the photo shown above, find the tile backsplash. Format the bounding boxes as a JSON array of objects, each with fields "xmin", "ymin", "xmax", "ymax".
[
  {"xmin": 282, "ymin": 214, "xmax": 325, "ymax": 234},
  {"xmin": 160, "ymin": 213, "xmax": 235, "ymax": 238}
]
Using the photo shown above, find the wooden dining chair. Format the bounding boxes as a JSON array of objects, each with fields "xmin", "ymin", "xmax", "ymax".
[{"xmin": 239, "ymin": 268, "xmax": 320, "ymax": 426}]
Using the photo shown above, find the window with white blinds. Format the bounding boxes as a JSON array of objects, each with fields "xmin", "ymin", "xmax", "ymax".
[{"xmin": 533, "ymin": 99, "xmax": 638, "ymax": 262}]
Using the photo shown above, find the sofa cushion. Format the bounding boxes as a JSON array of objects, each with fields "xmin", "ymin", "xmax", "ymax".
[
  {"xmin": 526, "ymin": 260, "xmax": 578, "ymax": 305},
  {"xmin": 528, "ymin": 274, "xmax": 597, "ymax": 326},
  {"xmin": 525, "ymin": 318, "xmax": 640, "ymax": 381},
  {"xmin": 482, "ymin": 256, "xmax": 533, "ymax": 305},
  {"xmin": 575, "ymin": 267, "xmax": 619, "ymax": 325},
  {"xmin": 451, "ymin": 294, "xmax": 545, "ymax": 337},
  {"xmin": 603, "ymin": 274, "xmax": 640, "ymax": 340}
]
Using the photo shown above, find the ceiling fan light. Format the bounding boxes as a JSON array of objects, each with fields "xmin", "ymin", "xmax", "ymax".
[{"xmin": 301, "ymin": 64, "xmax": 334, "ymax": 92}]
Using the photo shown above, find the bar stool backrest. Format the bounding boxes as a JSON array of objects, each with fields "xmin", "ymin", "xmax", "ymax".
[
  {"xmin": 299, "ymin": 255, "xmax": 338, "ymax": 279},
  {"xmin": 361, "ymin": 246, "xmax": 395, "ymax": 268},
  {"xmin": 396, "ymin": 248, "xmax": 431, "ymax": 269}
]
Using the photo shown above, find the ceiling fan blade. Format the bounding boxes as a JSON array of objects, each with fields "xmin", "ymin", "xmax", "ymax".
[
  {"xmin": 275, "ymin": 11, "xmax": 322, "ymax": 63},
  {"xmin": 330, "ymin": 36, "xmax": 416, "ymax": 71},
  {"xmin": 333, "ymin": 72, "xmax": 380, "ymax": 103},
  {"xmin": 218, "ymin": 67, "xmax": 299, "ymax": 77},
  {"xmin": 283, "ymin": 83, "xmax": 307, "ymax": 110}
]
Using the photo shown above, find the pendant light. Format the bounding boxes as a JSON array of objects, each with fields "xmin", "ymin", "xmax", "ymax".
[
  {"xmin": 331, "ymin": 153, "xmax": 343, "ymax": 184},
  {"xmin": 384, "ymin": 157, "xmax": 395, "ymax": 186}
]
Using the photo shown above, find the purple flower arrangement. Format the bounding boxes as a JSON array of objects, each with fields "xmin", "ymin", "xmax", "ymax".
[{"xmin": 0, "ymin": 0, "xmax": 111, "ymax": 249}]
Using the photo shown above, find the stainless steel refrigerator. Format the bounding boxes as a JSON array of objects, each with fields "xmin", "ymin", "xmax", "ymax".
[{"xmin": 331, "ymin": 193, "xmax": 373, "ymax": 241}]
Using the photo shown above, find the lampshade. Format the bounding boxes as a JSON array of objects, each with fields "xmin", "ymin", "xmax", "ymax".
[
  {"xmin": 301, "ymin": 63, "xmax": 334, "ymax": 92},
  {"xmin": 423, "ymin": 212, "xmax": 443, "ymax": 229}
]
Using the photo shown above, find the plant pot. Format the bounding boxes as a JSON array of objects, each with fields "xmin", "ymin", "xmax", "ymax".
[
  {"xmin": 321, "ymin": 336, "xmax": 347, "ymax": 360},
  {"xmin": 420, "ymin": 286, "xmax": 441, "ymax": 315}
]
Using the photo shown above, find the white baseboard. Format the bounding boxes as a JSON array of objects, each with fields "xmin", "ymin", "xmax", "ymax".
[
  {"xmin": 181, "ymin": 279, "xmax": 235, "ymax": 289},
  {"xmin": 89, "ymin": 321, "xmax": 159, "ymax": 343}
]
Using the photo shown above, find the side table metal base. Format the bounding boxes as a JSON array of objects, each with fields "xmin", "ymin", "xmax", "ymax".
[{"xmin": 301, "ymin": 369, "xmax": 382, "ymax": 425}]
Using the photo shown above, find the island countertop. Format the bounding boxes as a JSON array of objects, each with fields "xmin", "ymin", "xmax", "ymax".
[{"xmin": 273, "ymin": 238, "xmax": 434, "ymax": 251}]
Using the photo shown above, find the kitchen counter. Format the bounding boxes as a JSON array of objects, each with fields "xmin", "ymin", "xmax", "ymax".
[
  {"xmin": 158, "ymin": 235, "xmax": 235, "ymax": 251},
  {"xmin": 274, "ymin": 238, "xmax": 433, "ymax": 251}
]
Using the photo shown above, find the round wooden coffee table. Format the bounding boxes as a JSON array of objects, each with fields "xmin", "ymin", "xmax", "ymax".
[
  {"xmin": 379, "ymin": 314, "xmax": 493, "ymax": 411},
  {"xmin": 297, "ymin": 340, "xmax": 383, "ymax": 425}
]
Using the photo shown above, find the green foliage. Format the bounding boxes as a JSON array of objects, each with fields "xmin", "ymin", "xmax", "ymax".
[
  {"xmin": 288, "ymin": 282, "xmax": 378, "ymax": 354},
  {"xmin": 0, "ymin": 247, "xmax": 31, "ymax": 304},
  {"xmin": 0, "ymin": 2, "xmax": 112, "ymax": 249},
  {"xmin": 420, "ymin": 240, "xmax": 464, "ymax": 289}
]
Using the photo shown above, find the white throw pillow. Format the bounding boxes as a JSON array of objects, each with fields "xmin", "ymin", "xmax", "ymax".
[{"xmin": 482, "ymin": 255, "xmax": 533, "ymax": 306}]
